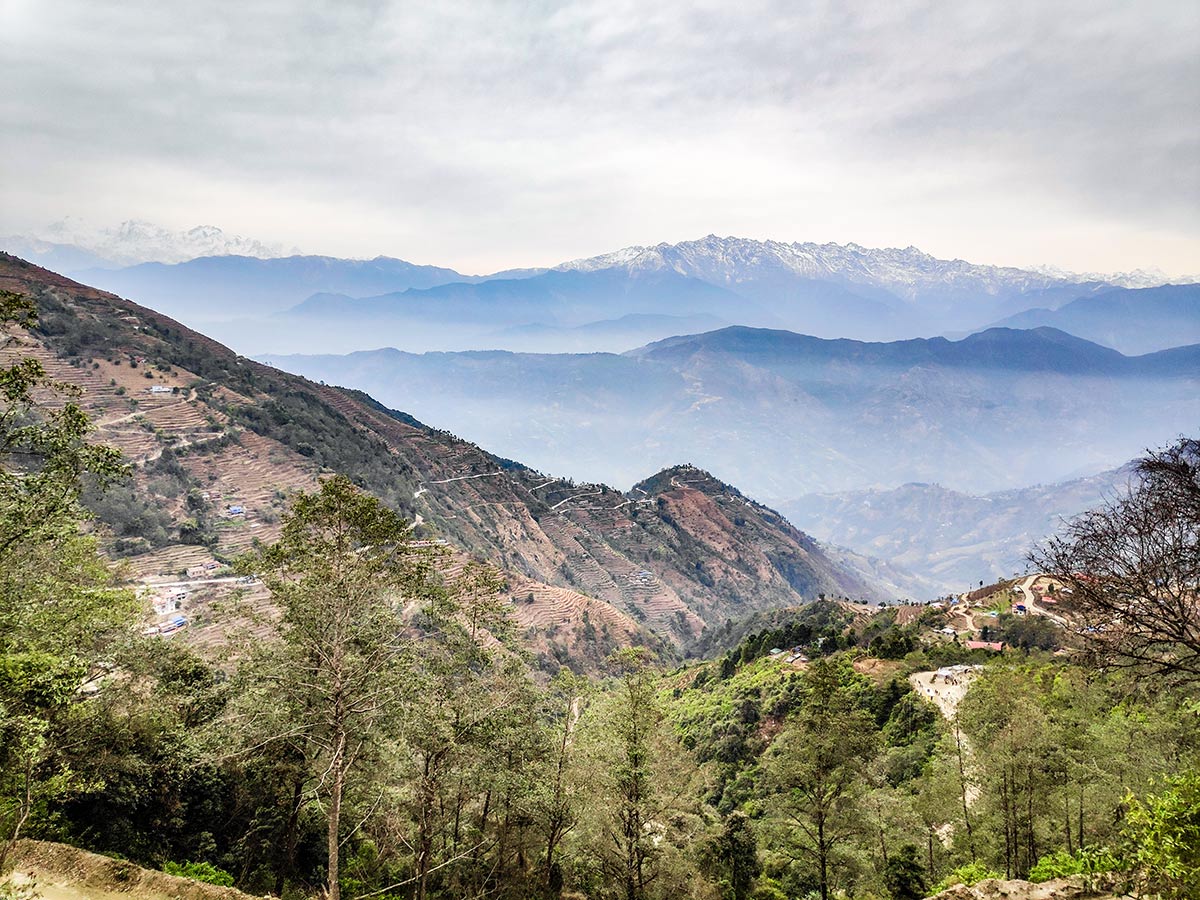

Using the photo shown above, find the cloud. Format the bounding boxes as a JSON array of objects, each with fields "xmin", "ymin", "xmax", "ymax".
[{"xmin": 1, "ymin": 0, "xmax": 1197, "ymax": 273}]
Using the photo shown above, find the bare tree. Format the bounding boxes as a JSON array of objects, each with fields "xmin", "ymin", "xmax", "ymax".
[{"xmin": 1030, "ymin": 436, "xmax": 1200, "ymax": 682}]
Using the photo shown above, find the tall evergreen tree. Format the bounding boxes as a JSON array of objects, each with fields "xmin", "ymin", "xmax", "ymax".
[
  {"xmin": 231, "ymin": 475, "xmax": 437, "ymax": 900},
  {"xmin": 763, "ymin": 659, "xmax": 878, "ymax": 900}
]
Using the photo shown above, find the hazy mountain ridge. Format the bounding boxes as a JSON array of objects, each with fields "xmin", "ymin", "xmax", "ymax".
[
  {"xmin": 780, "ymin": 465, "xmax": 1137, "ymax": 593},
  {"xmin": 989, "ymin": 283, "xmax": 1200, "ymax": 354},
  {"xmin": 25, "ymin": 234, "xmax": 1197, "ymax": 356},
  {"xmin": 630, "ymin": 324, "xmax": 1151, "ymax": 373},
  {"xmin": 0, "ymin": 253, "xmax": 880, "ymax": 653},
  {"xmin": 286, "ymin": 267, "xmax": 753, "ymax": 326},
  {"xmin": 262, "ymin": 325, "xmax": 1199, "ymax": 505},
  {"xmin": 75, "ymin": 254, "xmax": 488, "ymax": 321}
]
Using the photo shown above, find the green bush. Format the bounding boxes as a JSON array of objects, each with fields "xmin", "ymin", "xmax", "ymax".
[
  {"xmin": 1123, "ymin": 770, "xmax": 1200, "ymax": 900},
  {"xmin": 1029, "ymin": 847, "xmax": 1123, "ymax": 882},
  {"xmin": 932, "ymin": 862, "xmax": 1002, "ymax": 892},
  {"xmin": 161, "ymin": 860, "xmax": 234, "ymax": 887}
]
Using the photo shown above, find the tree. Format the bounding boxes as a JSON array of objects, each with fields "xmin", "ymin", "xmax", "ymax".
[
  {"xmin": 231, "ymin": 475, "xmax": 437, "ymax": 900},
  {"xmin": 1030, "ymin": 436, "xmax": 1200, "ymax": 682},
  {"xmin": 1123, "ymin": 769, "xmax": 1200, "ymax": 900},
  {"xmin": 762, "ymin": 659, "xmax": 878, "ymax": 900},
  {"xmin": 586, "ymin": 647, "xmax": 673, "ymax": 900},
  {"xmin": 0, "ymin": 290, "xmax": 134, "ymax": 871},
  {"xmin": 0, "ymin": 291, "xmax": 125, "ymax": 558},
  {"xmin": 883, "ymin": 844, "xmax": 926, "ymax": 900},
  {"xmin": 701, "ymin": 811, "xmax": 761, "ymax": 900},
  {"xmin": 535, "ymin": 669, "xmax": 589, "ymax": 898}
]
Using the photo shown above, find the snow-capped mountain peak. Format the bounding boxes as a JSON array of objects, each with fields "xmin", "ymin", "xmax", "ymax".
[
  {"xmin": 6, "ymin": 219, "xmax": 296, "ymax": 268},
  {"xmin": 554, "ymin": 236, "xmax": 1193, "ymax": 300}
]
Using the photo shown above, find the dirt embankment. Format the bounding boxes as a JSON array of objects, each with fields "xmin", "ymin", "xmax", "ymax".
[{"xmin": 4, "ymin": 840, "xmax": 265, "ymax": 900}]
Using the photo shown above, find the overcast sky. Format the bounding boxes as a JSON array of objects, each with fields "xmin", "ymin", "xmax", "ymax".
[{"xmin": 2, "ymin": 0, "xmax": 1198, "ymax": 274}]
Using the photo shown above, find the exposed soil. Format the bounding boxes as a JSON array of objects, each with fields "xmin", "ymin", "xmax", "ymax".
[{"xmin": 4, "ymin": 840, "xmax": 264, "ymax": 900}]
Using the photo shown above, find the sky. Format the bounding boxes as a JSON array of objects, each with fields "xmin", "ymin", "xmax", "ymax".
[{"xmin": 2, "ymin": 0, "xmax": 1198, "ymax": 275}]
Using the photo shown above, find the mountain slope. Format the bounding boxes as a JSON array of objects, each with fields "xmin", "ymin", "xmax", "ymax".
[
  {"xmin": 0, "ymin": 253, "xmax": 875, "ymax": 655},
  {"xmin": 989, "ymin": 283, "xmax": 1200, "ymax": 354},
  {"xmin": 286, "ymin": 267, "xmax": 762, "ymax": 327},
  {"xmin": 780, "ymin": 465, "xmax": 1135, "ymax": 593},
  {"xmin": 74, "ymin": 254, "xmax": 482, "ymax": 321}
]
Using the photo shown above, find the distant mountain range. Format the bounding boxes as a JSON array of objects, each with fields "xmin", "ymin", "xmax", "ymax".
[
  {"xmin": 11, "ymin": 234, "xmax": 1190, "ymax": 354},
  {"xmin": 554, "ymin": 236, "xmax": 1116, "ymax": 331},
  {"xmin": 988, "ymin": 284, "xmax": 1200, "ymax": 354},
  {"xmin": 261, "ymin": 325, "xmax": 1199, "ymax": 503},
  {"xmin": 73, "ymin": 255, "xmax": 507, "ymax": 322},
  {"xmin": 280, "ymin": 236, "xmax": 1137, "ymax": 344},
  {"xmin": 2, "ymin": 221, "xmax": 290, "ymax": 268},
  {"xmin": 780, "ymin": 465, "xmax": 1135, "ymax": 595},
  {"xmin": 0, "ymin": 252, "xmax": 886, "ymax": 654}
]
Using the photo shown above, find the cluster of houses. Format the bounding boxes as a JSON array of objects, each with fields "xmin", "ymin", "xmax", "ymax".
[
  {"xmin": 142, "ymin": 585, "xmax": 195, "ymax": 638},
  {"xmin": 192, "ymin": 489, "xmax": 248, "ymax": 520},
  {"xmin": 143, "ymin": 615, "xmax": 188, "ymax": 638},
  {"xmin": 185, "ymin": 561, "xmax": 224, "ymax": 579},
  {"xmin": 768, "ymin": 647, "xmax": 811, "ymax": 666},
  {"xmin": 151, "ymin": 588, "xmax": 188, "ymax": 616}
]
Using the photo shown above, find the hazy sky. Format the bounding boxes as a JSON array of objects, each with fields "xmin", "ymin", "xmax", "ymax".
[{"xmin": 3, "ymin": 0, "xmax": 1198, "ymax": 274}]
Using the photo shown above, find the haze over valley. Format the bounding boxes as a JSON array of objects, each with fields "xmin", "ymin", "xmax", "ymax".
[{"xmin": 9, "ymin": 227, "xmax": 1198, "ymax": 596}]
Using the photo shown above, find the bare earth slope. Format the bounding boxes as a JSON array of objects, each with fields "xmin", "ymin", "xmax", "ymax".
[
  {"xmin": 0, "ymin": 254, "xmax": 876, "ymax": 653},
  {"xmin": 6, "ymin": 840, "xmax": 260, "ymax": 900}
]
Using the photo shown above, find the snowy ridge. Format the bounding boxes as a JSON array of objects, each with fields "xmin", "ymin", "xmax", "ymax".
[
  {"xmin": 8, "ymin": 219, "xmax": 294, "ymax": 267},
  {"xmin": 1025, "ymin": 264, "xmax": 1199, "ymax": 289},
  {"xmin": 554, "ymin": 235, "xmax": 1184, "ymax": 298}
]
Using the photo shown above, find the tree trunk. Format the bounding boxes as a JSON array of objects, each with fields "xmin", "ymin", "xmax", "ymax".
[
  {"xmin": 0, "ymin": 758, "xmax": 35, "ymax": 876},
  {"xmin": 1078, "ymin": 787, "xmax": 1085, "ymax": 850},
  {"xmin": 818, "ymin": 816, "xmax": 829, "ymax": 900},
  {"xmin": 416, "ymin": 753, "xmax": 438, "ymax": 900},
  {"xmin": 327, "ymin": 733, "xmax": 345, "ymax": 900},
  {"xmin": 276, "ymin": 774, "xmax": 305, "ymax": 897},
  {"xmin": 954, "ymin": 725, "xmax": 976, "ymax": 861}
]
